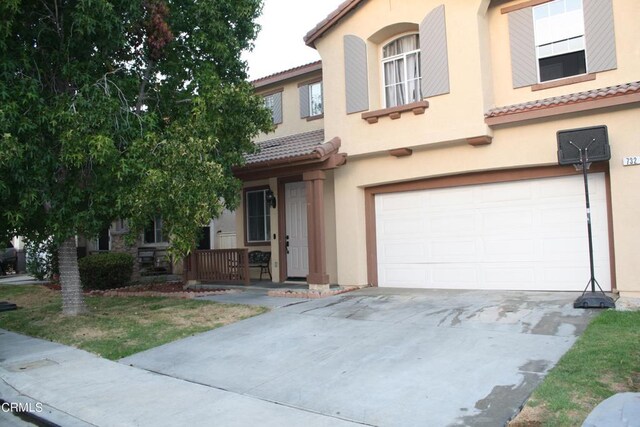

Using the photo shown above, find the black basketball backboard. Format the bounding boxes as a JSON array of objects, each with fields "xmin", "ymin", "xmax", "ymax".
[{"xmin": 557, "ymin": 125, "xmax": 610, "ymax": 165}]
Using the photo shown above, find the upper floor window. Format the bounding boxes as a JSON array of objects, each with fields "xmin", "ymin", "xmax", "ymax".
[
  {"xmin": 263, "ymin": 91, "xmax": 283, "ymax": 124},
  {"xmin": 533, "ymin": 0, "xmax": 586, "ymax": 82},
  {"xmin": 308, "ymin": 82, "xmax": 323, "ymax": 117},
  {"xmin": 382, "ymin": 34, "xmax": 422, "ymax": 108},
  {"xmin": 245, "ymin": 188, "xmax": 270, "ymax": 244}
]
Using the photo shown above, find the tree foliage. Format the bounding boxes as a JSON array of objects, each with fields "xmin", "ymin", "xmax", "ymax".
[{"xmin": 0, "ymin": 0, "xmax": 272, "ymax": 255}]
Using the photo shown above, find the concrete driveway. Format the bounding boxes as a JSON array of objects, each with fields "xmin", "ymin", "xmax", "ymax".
[{"xmin": 121, "ymin": 288, "xmax": 596, "ymax": 426}]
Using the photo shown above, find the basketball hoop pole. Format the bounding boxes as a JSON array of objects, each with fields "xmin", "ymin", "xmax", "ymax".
[{"xmin": 569, "ymin": 140, "xmax": 615, "ymax": 309}]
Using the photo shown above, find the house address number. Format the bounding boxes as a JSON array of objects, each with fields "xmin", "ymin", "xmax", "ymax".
[{"xmin": 622, "ymin": 156, "xmax": 640, "ymax": 166}]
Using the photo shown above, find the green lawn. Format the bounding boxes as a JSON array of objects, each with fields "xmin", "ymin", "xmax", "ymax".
[
  {"xmin": 512, "ymin": 310, "xmax": 640, "ymax": 426},
  {"xmin": 0, "ymin": 285, "xmax": 268, "ymax": 360}
]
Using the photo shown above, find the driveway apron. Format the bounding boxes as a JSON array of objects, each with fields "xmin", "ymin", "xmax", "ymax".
[{"xmin": 121, "ymin": 288, "xmax": 597, "ymax": 426}]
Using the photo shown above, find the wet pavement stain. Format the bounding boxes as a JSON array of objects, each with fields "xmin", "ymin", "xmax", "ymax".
[
  {"xmin": 299, "ymin": 295, "xmax": 362, "ymax": 314},
  {"xmin": 451, "ymin": 372, "xmax": 542, "ymax": 427},
  {"xmin": 437, "ymin": 308, "xmax": 464, "ymax": 327},
  {"xmin": 519, "ymin": 359, "xmax": 551, "ymax": 374}
]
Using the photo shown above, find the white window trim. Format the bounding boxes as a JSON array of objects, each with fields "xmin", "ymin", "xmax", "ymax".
[
  {"xmin": 245, "ymin": 189, "xmax": 270, "ymax": 244},
  {"xmin": 380, "ymin": 33, "xmax": 422, "ymax": 109},
  {"xmin": 533, "ymin": 0, "xmax": 588, "ymax": 84},
  {"xmin": 308, "ymin": 82, "xmax": 323, "ymax": 117},
  {"xmin": 264, "ymin": 94, "xmax": 276, "ymax": 123}
]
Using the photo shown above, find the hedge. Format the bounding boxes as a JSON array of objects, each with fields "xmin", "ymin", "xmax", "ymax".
[{"xmin": 78, "ymin": 252, "xmax": 134, "ymax": 290}]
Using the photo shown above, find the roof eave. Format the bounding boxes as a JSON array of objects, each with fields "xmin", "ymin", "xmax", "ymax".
[
  {"xmin": 304, "ymin": 0, "xmax": 366, "ymax": 48},
  {"xmin": 252, "ymin": 61, "xmax": 322, "ymax": 89},
  {"xmin": 233, "ymin": 137, "xmax": 342, "ymax": 176}
]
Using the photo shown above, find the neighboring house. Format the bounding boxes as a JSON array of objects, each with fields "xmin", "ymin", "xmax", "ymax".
[
  {"xmin": 82, "ymin": 210, "xmax": 237, "ymax": 277},
  {"xmin": 231, "ymin": 0, "xmax": 639, "ymax": 298}
]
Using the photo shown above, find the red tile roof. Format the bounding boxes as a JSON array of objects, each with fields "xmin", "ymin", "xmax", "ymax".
[
  {"xmin": 486, "ymin": 81, "xmax": 640, "ymax": 118},
  {"xmin": 251, "ymin": 61, "xmax": 322, "ymax": 88},
  {"xmin": 245, "ymin": 129, "xmax": 327, "ymax": 166}
]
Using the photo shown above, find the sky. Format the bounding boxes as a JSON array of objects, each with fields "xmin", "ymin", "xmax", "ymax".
[{"xmin": 243, "ymin": 0, "xmax": 346, "ymax": 81}]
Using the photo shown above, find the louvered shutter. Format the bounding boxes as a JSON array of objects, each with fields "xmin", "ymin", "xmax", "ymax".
[
  {"xmin": 299, "ymin": 85, "xmax": 310, "ymax": 118},
  {"xmin": 420, "ymin": 5, "xmax": 450, "ymax": 98},
  {"xmin": 508, "ymin": 7, "xmax": 538, "ymax": 88},
  {"xmin": 272, "ymin": 92, "xmax": 282, "ymax": 124},
  {"xmin": 583, "ymin": 0, "xmax": 617, "ymax": 73},
  {"xmin": 344, "ymin": 35, "xmax": 369, "ymax": 114}
]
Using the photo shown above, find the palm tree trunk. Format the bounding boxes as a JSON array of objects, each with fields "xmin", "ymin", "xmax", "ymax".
[{"xmin": 58, "ymin": 236, "xmax": 87, "ymax": 315}]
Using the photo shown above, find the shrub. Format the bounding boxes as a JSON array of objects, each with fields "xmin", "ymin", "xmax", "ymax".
[
  {"xmin": 78, "ymin": 252, "xmax": 134, "ymax": 290},
  {"xmin": 25, "ymin": 237, "xmax": 57, "ymax": 280}
]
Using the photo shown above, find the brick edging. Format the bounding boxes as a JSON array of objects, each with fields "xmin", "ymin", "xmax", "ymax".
[
  {"xmin": 267, "ymin": 286, "xmax": 363, "ymax": 299},
  {"xmin": 88, "ymin": 283, "xmax": 233, "ymax": 299}
]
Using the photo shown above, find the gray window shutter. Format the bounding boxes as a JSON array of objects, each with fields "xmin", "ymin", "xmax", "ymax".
[
  {"xmin": 508, "ymin": 8, "xmax": 537, "ymax": 88},
  {"xmin": 272, "ymin": 92, "xmax": 282, "ymax": 124},
  {"xmin": 583, "ymin": 0, "xmax": 617, "ymax": 73},
  {"xmin": 420, "ymin": 5, "xmax": 450, "ymax": 98},
  {"xmin": 299, "ymin": 84, "xmax": 310, "ymax": 118},
  {"xmin": 344, "ymin": 35, "xmax": 369, "ymax": 114}
]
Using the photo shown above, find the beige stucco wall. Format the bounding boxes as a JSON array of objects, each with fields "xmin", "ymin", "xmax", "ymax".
[
  {"xmin": 333, "ymin": 107, "xmax": 640, "ymax": 296},
  {"xmin": 488, "ymin": 0, "xmax": 640, "ymax": 108},
  {"xmin": 316, "ymin": 0, "xmax": 492, "ymax": 157},
  {"xmin": 311, "ymin": 0, "xmax": 639, "ymax": 296},
  {"xmin": 254, "ymin": 70, "xmax": 324, "ymax": 143}
]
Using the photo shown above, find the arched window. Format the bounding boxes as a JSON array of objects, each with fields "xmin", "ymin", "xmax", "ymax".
[{"xmin": 382, "ymin": 34, "xmax": 421, "ymax": 108}]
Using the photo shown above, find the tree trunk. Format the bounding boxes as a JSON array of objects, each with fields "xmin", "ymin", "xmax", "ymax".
[{"xmin": 58, "ymin": 236, "xmax": 87, "ymax": 315}]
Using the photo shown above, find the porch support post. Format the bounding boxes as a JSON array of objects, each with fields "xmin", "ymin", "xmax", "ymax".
[{"xmin": 304, "ymin": 170, "xmax": 330, "ymax": 290}]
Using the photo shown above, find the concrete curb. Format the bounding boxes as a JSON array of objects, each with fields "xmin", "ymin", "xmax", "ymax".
[{"xmin": 0, "ymin": 381, "xmax": 92, "ymax": 427}]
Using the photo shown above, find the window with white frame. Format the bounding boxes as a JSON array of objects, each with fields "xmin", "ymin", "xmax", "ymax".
[
  {"xmin": 533, "ymin": 0, "xmax": 586, "ymax": 82},
  {"xmin": 245, "ymin": 189, "xmax": 270, "ymax": 243},
  {"xmin": 382, "ymin": 34, "xmax": 422, "ymax": 108},
  {"xmin": 309, "ymin": 81, "xmax": 323, "ymax": 116},
  {"xmin": 264, "ymin": 94, "xmax": 275, "ymax": 115},
  {"xmin": 144, "ymin": 216, "xmax": 166, "ymax": 244},
  {"xmin": 263, "ymin": 92, "xmax": 282, "ymax": 124}
]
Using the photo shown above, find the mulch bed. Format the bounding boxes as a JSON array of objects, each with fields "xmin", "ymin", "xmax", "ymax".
[{"xmin": 44, "ymin": 282, "xmax": 233, "ymax": 299}]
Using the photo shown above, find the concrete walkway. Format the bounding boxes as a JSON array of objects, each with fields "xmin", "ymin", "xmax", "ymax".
[
  {"xmin": 1, "ymin": 288, "xmax": 599, "ymax": 426},
  {"xmin": 0, "ymin": 274, "xmax": 48, "ymax": 286},
  {"xmin": 0, "ymin": 329, "xmax": 361, "ymax": 426}
]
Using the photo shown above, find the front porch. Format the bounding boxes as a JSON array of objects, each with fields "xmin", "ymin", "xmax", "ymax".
[{"xmin": 230, "ymin": 130, "xmax": 346, "ymax": 290}]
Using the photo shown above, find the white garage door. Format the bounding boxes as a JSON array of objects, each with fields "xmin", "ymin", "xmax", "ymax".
[{"xmin": 376, "ymin": 173, "xmax": 611, "ymax": 291}]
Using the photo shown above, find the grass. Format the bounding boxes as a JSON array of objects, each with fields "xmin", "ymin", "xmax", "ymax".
[
  {"xmin": 0, "ymin": 285, "xmax": 268, "ymax": 360},
  {"xmin": 511, "ymin": 310, "xmax": 640, "ymax": 426}
]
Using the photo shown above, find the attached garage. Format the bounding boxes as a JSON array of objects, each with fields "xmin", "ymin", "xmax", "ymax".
[{"xmin": 373, "ymin": 171, "xmax": 612, "ymax": 291}]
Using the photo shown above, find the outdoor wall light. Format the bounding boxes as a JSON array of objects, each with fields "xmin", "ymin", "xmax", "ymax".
[{"xmin": 265, "ymin": 189, "xmax": 277, "ymax": 209}]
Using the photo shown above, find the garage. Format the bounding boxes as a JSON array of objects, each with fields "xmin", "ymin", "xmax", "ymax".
[{"xmin": 375, "ymin": 173, "xmax": 611, "ymax": 291}]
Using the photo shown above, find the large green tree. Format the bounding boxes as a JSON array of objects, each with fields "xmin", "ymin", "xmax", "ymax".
[{"xmin": 0, "ymin": 0, "xmax": 272, "ymax": 314}]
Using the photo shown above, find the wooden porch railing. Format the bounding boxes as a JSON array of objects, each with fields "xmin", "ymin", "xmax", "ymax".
[{"xmin": 184, "ymin": 249, "xmax": 250, "ymax": 285}]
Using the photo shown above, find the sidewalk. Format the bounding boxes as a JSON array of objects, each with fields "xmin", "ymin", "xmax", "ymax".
[
  {"xmin": 0, "ymin": 274, "xmax": 49, "ymax": 286},
  {"xmin": 0, "ymin": 329, "xmax": 362, "ymax": 427}
]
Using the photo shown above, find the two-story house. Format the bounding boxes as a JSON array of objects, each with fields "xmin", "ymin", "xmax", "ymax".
[{"xmin": 231, "ymin": 0, "xmax": 639, "ymax": 298}]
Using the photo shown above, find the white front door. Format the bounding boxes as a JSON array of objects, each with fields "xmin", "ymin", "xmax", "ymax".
[{"xmin": 285, "ymin": 181, "xmax": 309, "ymax": 278}]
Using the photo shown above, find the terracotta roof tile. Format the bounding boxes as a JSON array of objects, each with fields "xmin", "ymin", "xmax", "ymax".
[
  {"xmin": 251, "ymin": 61, "xmax": 322, "ymax": 88},
  {"xmin": 486, "ymin": 81, "xmax": 640, "ymax": 118},
  {"xmin": 245, "ymin": 129, "xmax": 326, "ymax": 165}
]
